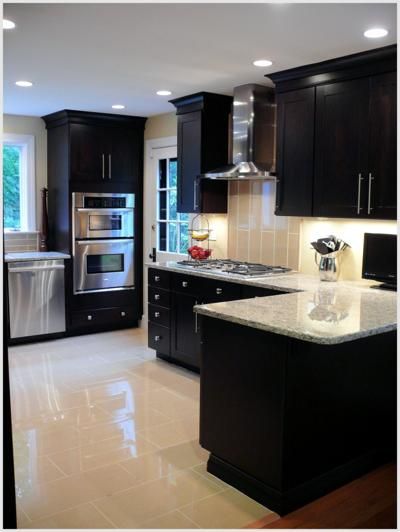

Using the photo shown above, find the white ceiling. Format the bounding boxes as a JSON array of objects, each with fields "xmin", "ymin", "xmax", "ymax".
[{"xmin": 4, "ymin": 3, "xmax": 397, "ymax": 118}]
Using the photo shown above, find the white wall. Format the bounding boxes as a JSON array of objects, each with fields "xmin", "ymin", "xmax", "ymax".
[{"xmin": 4, "ymin": 114, "xmax": 47, "ymax": 231}]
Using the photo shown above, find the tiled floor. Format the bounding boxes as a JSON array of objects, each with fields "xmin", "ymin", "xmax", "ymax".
[{"xmin": 9, "ymin": 327, "xmax": 279, "ymax": 529}]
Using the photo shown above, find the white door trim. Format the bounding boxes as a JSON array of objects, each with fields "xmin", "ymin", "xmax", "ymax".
[{"xmin": 142, "ymin": 136, "xmax": 177, "ymax": 325}]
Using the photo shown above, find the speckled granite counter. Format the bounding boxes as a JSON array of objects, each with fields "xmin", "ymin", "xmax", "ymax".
[
  {"xmin": 146, "ymin": 262, "xmax": 397, "ymax": 344},
  {"xmin": 5, "ymin": 251, "xmax": 71, "ymax": 262},
  {"xmin": 195, "ymin": 285, "xmax": 396, "ymax": 344}
]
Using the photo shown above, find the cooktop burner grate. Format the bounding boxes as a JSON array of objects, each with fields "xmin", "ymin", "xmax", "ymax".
[{"xmin": 176, "ymin": 259, "xmax": 291, "ymax": 277}]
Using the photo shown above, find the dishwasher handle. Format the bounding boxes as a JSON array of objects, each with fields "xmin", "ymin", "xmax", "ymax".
[{"xmin": 9, "ymin": 265, "xmax": 65, "ymax": 273}]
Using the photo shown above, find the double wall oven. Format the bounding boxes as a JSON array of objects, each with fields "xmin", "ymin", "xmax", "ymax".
[{"xmin": 72, "ymin": 192, "xmax": 135, "ymax": 294}]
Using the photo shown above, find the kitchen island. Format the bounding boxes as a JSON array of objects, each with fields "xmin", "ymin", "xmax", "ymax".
[{"xmin": 194, "ymin": 282, "xmax": 396, "ymax": 515}]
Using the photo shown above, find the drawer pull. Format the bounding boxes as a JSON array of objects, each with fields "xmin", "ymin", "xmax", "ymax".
[
  {"xmin": 87, "ymin": 315, "xmax": 92, "ymax": 321},
  {"xmin": 182, "ymin": 281, "xmax": 188, "ymax": 288},
  {"xmin": 154, "ymin": 335, "xmax": 161, "ymax": 342},
  {"xmin": 154, "ymin": 294, "xmax": 160, "ymax": 301},
  {"xmin": 154, "ymin": 275, "xmax": 160, "ymax": 282},
  {"xmin": 216, "ymin": 288, "xmax": 223, "ymax": 295},
  {"xmin": 121, "ymin": 311, "xmax": 126, "ymax": 317},
  {"xmin": 154, "ymin": 311, "xmax": 160, "ymax": 318}
]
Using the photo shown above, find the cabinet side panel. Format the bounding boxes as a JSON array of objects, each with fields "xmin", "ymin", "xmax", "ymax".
[{"xmin": 200, "ymin": 316, "xmax": 287, "ymax": 490}]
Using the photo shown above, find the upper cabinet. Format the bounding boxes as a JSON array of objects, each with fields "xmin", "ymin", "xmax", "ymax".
[
  {"xmin": 269, "ymin": 45, "xmax": 396, "ymax": 220},
  {"xmin": 170, "ymin": 92, "xmax": 233, "ymax": 213},
  {"xmin": 43, "ymin": 110, "xmax": 147, "ymax": 190}
]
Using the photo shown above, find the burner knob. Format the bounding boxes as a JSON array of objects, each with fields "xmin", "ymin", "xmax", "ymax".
[{"xmin": 216, "ymin": 288, "xmax": 223, "ymax": 295}]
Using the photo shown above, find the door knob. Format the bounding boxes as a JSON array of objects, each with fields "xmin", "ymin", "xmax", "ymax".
[
  {"xmin": 154, "ymin": 335, "xmax": 161, "ymax": 342},
  {"xmin": 154, "ymin": 312, "xmax": 160, "ymax": 318},
  {"xmin": 154, "ymin": 294, "xmax": 160, "ymax": 300},
  {"xmin": 121, "ymin": 311, "xmax": 126, "ymax": 317},
  {"xmin": 182, "ymin": 281, "xmax": 188, "ymax": 288},
  {"xmin": 87, "ymin": 315, "xmax": 92, "ymax": 321},
  {"xmin": 155, "ymin": 276, "xmax": 160, "ymax": 282}
]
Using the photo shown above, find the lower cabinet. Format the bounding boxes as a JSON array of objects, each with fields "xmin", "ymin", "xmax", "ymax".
[
  {"xmin": 70, "ymin": 306, "xmax": 136, "ymax": 332},
  {"xmin": 147, "ymin": 268, "xmax": 285, "ymax": 373},
  {"xmin": 170, "ymin": 292, "xmax": 202, "ymax": 370}
]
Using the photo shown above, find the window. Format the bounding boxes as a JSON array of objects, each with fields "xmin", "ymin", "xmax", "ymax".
[
  {"xmin": 3, "ymin": 133, "xmax": 35, "ymax": 231},
  {"xmin": 157, "ymin": 157, "xmax": 189, "ymax": 254}
]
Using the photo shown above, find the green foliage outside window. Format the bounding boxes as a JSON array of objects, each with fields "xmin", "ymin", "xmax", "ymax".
[{"xmin": 3, "ymin": 145, "xmax": 21, "ymax": 230}]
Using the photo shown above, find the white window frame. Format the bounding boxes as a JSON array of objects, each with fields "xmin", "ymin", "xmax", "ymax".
[{"xmin": 3, "ymin": 133, "xmax": 36, "ymax": 232}]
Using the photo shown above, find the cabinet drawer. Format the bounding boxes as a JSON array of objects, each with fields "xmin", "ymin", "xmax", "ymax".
[
  {"xmin": 70, "ymin": 306, "xmax": 134, "ymax": 329},
  {"xmin": 172, "ymin": 273, "xmax": 203, "ymax": 296},
  {"xmin": 148, "ymin": 268, "xmax": 170, "ymax": 289},
  {"xmin": 148, "ymin": 304, "xmax": 170, "ymax": 328},
  {"xmin": 203, "ymin": 279, "xmax": 242, "ymax": 303},
  {"xmin": 148, "ymin": 286, "xmax": 170, "ymax": 308},
  {"xmin": 148, "ymin": 323, "xmax": 170, "ymax": 355},
  {"xmin": 241, "ymin": 286, "xmax": 284, "ymax": 299}
]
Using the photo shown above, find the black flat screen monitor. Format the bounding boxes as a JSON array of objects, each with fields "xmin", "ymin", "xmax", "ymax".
[{"xmin": 362, "ymin": 233, "xmax": 397, "ymax": 290}]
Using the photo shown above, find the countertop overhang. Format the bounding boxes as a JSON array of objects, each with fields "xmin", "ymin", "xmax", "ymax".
[{"xmin": 146, "ymin": 262, "xmax": 397, "ymax": 345}]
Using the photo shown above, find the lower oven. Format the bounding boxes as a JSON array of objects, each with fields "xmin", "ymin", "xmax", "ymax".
[{"xmin": 73, "ymin": 238, "xmax": 134, "ymax": 294}]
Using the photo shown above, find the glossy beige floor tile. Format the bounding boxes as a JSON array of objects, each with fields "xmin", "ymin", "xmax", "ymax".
[
  {"xmin": 26, "ymin": 503, "xmax": 115, "ymax": 529},
  {"xmin": 180, "ymin": 488, "xmax": 277, "ymax": 528},
  {"xmin": 92, "ymin": 469, "xmax": 224, "ymax": 528},
  {"xmin": 10, "ymin": 327, "xmax": 273, "ymax": 528}
]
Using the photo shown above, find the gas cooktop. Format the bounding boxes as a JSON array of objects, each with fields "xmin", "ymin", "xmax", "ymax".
[{"xmin": 176, "ymin": 259, "xmax": 291, "ymax": 277}]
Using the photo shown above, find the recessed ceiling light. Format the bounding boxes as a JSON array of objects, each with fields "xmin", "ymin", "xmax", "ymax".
[
  {"xmin": 156, "ymin": 90, "xmax": 172, "ymax": 96},
  {"xmin": 112, "ymin": 104, "xmax": 125, "ymax": 110},
  {"xmin": 364, "ymin": 27, "xmax": 388, "ymax": 39},
  {"xmin": 253, "ymin": 59, "xmax": 273, "ymax": 67},
  {"xmin": 15, "ymin": 80, "xmax": 33, "ymax": 87},
  {"xmin": 3, "ymin": 19, "xmax": 16, "ymax": 29}
]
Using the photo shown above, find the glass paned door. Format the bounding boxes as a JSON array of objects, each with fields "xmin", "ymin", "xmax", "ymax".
[{"xmin": 152, "ymin": 147, "xmax": 189, "ymax": 260}]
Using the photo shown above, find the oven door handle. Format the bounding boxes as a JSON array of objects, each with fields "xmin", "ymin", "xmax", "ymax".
[
  {"xmin": 75, "ymin": 208, "xmax": 133, "ymax": 213},
  {"xmin": 75, "ymin": 239, "xmax": 134, "ymax": 245}
]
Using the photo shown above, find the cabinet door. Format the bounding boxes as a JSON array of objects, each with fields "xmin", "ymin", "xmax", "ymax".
[
  {"xmin": 177, "ymin": 112, "xmax": 201, "ymax": 213},
  {"xmin": 70, "ymin": 124, "xmax": 105, "ymax": 183},
  {"xmin": 108, "ymin": 127, "xmax": 140, "ymax": 185},
  {"xmin": 171, "ymin": 291, "xmax": 201, "ymax": 370},
  {"xmin": 275, "ymin": 87, "xmax": 315, "ymax": 216},
  {"xmin": 313, "ymin": 79, "xmax": 369, "ymax": 217},
  {"xmin": 367, "ymin": 72, "xmax": 396, "ymax": 220}
]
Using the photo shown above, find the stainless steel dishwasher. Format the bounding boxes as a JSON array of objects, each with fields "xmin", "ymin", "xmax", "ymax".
[{"xmin": 8, "ymin": 259, "xmax": 66, "ymax": 339}]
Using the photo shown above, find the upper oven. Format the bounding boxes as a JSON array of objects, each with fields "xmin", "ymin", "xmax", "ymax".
[{"xmin": 73, "ymin": 192, "xmax": 134, "ymax": 239}]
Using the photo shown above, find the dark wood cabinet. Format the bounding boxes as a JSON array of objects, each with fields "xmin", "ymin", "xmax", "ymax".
[
  {"xmin": 367, "ymin": 72, "xmax": 397, "ymax": 219},
  {"xmin": 269, "ymin": 45, "xmax": 396, "ymax": 220},
  {"xmin": 171, "ymin": 291, "xmax": 202, "ymax": 370},
  {"xmin": 147, "ymin": 268, "xmax": 285, "ymax": 372},
  {"xmin": 171, "ymin": 92, "xmax": 233, "ymax": 214},
  {"xmin": 275, "ymin": 87, "xmax": 315, "ymax": 216},
  {"xmin": 43, "ymin": 110, "xmax": 147, "ymax": 336},
  {"xmin": 313, "ymin": 78, "xmax": 370, "ymax": 218}
]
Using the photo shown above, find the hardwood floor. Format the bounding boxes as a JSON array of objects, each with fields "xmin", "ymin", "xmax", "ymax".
[{"xmin": 247, "ymin": 463, "xmax": 396, "ymax": 529}]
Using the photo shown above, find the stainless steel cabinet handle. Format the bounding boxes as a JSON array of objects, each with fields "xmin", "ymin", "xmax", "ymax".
[
  {"xmin": 76, "ymin": 238, "xmax": 134, "ymax": 245},
  {"xmin": 154, "ymin": 294, "xmax": 160, "ymax": 301},
  {"xmin": 216, "ymin": 288, "xmax": 223, "ymax": 295},
  {"xmin": 9, "ymin": 265, "xmax": 65, "ymax": 273},
  {"xmin": 154, "ymin": 311, "xmax": 160, "ymax": 318},
  {"xmin": 87, "ymin": 315, "xmax": 92, "ymax": 321},
  {"xmin": 108, "ymin": 154, "xmax": 112, "ymax": 180},
  {"xmin": 102, "ymin": 154, "xmax": 105, "ymax": 179},
  {"xmin": 154, "ymin": 276, "xmax": 160, "ymax": 282},
  {"xmin": 154, "ymin": 335, "xmax": 161, "ymax": 342},
  {"xmin": 357, "ymin": 173, "xmax": 364, "ymax": 214},
  {"xmin": 182, "ymin": 281, "xmax": 188, "ymax": 288},
  {"xmin": 195, "ymin": 300, "xmax": 198, "ymax": 333},
  {"xmin": 121, "ymin": 311, "xmax": 126, "ymax": 317},
  {"xmin": 367, "ymin": 173, "xmax": 374, "ymax": 214}
]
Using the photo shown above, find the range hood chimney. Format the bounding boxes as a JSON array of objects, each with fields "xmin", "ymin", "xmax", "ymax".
[{"xmin": 201, "ymin": 84, "xmax": 276, "ymax": 180}]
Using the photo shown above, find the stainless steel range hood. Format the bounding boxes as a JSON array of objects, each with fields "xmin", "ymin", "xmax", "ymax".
[{"xmin": 201, "ymin": 84, "xmax": 276, "ymax": 180}]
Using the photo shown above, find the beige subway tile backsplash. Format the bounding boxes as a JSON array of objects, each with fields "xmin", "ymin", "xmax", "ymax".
[{"xmin": 227, "ymin": 182, "xmax": 301, "ymax": 269}]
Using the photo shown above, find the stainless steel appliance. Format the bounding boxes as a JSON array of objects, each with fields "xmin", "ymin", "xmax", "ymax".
[
  {"xmin": 200, "ymin": 84, "xmax": 276, "ymax": 181},
  {"xmin": 8, "ymin": 260, "xmax": 66, "ymax": 338},
  {"xmin": 73, "ymin": 192, "xmax": 134, "ymax": 239},
  {"xmin": 74, "ymin": 238, "xmax": 134, "ymax": 293},
  {"xmin": 72, "ymin": 192, "xmax": 135, "ymax": 294},
  {"xmin": 176, "ymin": 259, "xmax": 291, "ymax": 277}
]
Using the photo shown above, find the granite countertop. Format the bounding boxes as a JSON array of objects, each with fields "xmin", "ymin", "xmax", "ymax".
[
  {"xmin": 147, "ymin": 261, "xmax": 397, "ymax": 345},
  {"xmin": 5, "ymin": 251, "xmax": 71, "ymax": 262}
]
